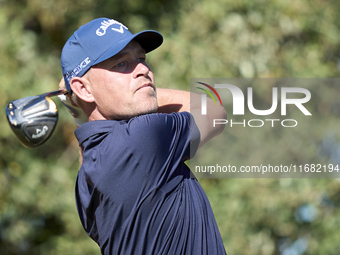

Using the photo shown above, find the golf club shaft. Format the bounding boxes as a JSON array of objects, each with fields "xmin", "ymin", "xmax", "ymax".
[{"xmin": 40, "ymin": 89, "xmax": 68, "ymax": 98}]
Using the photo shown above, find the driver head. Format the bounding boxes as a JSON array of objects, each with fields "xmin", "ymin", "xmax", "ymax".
[{"xmin": 6, "ymin": 95, "xmax": 58, "ymax": 148}]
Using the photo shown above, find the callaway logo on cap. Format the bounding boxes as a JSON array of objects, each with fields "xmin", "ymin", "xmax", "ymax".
[
  {"xmin": 96, "ymin": 19, "xmax": 128, "ymax": 36},
  {"xmin": 61, "ymin": 17, "xmax": 163, "ymax": 93}
]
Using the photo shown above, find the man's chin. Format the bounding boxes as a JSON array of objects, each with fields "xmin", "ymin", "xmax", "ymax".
[
  {"xmin": 138, "ymin": 106, "xmax": 158, "ymax": 116},
  {"xmin": 117, "ymin": 106, "xmax": 158, "ymax": 120}
]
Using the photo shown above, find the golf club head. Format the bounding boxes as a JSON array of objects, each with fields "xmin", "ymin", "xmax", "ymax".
[{"xmin": 6, "ymin": 95, "xmax": 59, "ymax": 148}]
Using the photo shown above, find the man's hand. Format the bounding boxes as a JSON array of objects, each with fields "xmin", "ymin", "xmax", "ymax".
[
  {"xmin": 59, "ymin": 78, "xmax": 74, "ymax": 105},
  {"xmin": 58, "ymin": 78, "xmax": 88, "ymax": 126},
  {"xmin": 59, "ymin": 77, "xmax": 67, "ymax": 90}
]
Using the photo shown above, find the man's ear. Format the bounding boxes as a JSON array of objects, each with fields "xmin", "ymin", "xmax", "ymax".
[{"xmin": 70, "ymin": 77, "xmax": 95, "ymax": 103}]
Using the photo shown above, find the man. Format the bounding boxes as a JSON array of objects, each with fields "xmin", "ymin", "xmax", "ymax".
[{"xmin": 60, "ymin": 17, "xmax": 227, "ymax": 254}]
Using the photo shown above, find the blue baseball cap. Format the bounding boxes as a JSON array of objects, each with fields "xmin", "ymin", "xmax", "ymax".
[{"xmin": 61, "ymin": 18, "xmax": 163, "ymax": 93}]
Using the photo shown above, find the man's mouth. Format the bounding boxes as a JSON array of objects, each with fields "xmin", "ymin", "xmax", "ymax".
[{"xmin": 136, "ymin": 83, "xmax": 155, "ymax": 92}]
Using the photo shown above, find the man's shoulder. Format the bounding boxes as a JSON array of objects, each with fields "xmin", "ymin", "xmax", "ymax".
[
  {"xmin": 74, "ymin": 119, "xmax": 118, "ymax": 145},
  {"xmin": 129, "ymin": 111, "xmax": 191, "ymax": 125},
  {"xmin": 75, "ymin": 112, "xmax": 192, "ymax": 146},
  {"xmin": 127, "ymin": 112, "xmax": 192, "ymax": 133}
]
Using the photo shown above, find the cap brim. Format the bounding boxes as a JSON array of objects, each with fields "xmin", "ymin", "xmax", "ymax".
[
  {"xmin": 133, "ymin": 30, "xmax": 163, "ymax": 53},
  {"xmin": 93, "ymin": 30, "xmax": 163, "ymax": 66}
]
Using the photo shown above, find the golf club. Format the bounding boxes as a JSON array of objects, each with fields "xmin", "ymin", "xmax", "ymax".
[{"xmin": 6, "ymin": 89, "xmax": 72, "ymax": 148}]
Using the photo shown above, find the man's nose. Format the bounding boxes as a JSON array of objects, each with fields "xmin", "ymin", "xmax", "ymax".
[{"xmin": 133, "ymin": 61, "xmax": 150, "ymax": 78}]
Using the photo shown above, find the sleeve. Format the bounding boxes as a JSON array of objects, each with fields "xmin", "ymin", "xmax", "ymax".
[{"xmin": 126, "ymin": 112, "xmax": 200, "ymax": 162}]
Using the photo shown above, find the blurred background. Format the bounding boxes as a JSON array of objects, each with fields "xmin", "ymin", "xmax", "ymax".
[{"xmin": 1, "ymin": 0, "xmax": 340, "ymax": 254}]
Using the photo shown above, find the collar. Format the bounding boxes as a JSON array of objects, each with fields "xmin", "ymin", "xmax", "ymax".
[{"xmin": 74, "ymin": 120, "xmax": 125, "ymax": 145}]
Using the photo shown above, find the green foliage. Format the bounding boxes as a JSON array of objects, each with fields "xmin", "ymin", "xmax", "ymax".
[{"xmin": 1, "ymin": 0, "xmax": 340, "ymax": 254}]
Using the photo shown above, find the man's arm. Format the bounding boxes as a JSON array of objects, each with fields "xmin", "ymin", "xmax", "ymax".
[{"xmin": 157, "ymin": 88, "xmax": 227, "ymax": 148}]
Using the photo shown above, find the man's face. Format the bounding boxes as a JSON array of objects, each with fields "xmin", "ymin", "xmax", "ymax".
[{"xmin": 85, "ymin": 40, "xmax": 158, "ymax": 120}]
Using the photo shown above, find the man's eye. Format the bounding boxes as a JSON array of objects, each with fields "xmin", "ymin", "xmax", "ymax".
[
  {"xmin": 115, "ymin": 62, "xmax": 125, "ymax": 67},
  {"xmin": 138, "ymin": 57, "xmax": 146, "ymax": 63}
]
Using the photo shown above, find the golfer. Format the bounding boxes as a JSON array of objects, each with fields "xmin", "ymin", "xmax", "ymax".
[{"xmin": 60, "ymin": 17, "xmax": 227, "ymax": 255}]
